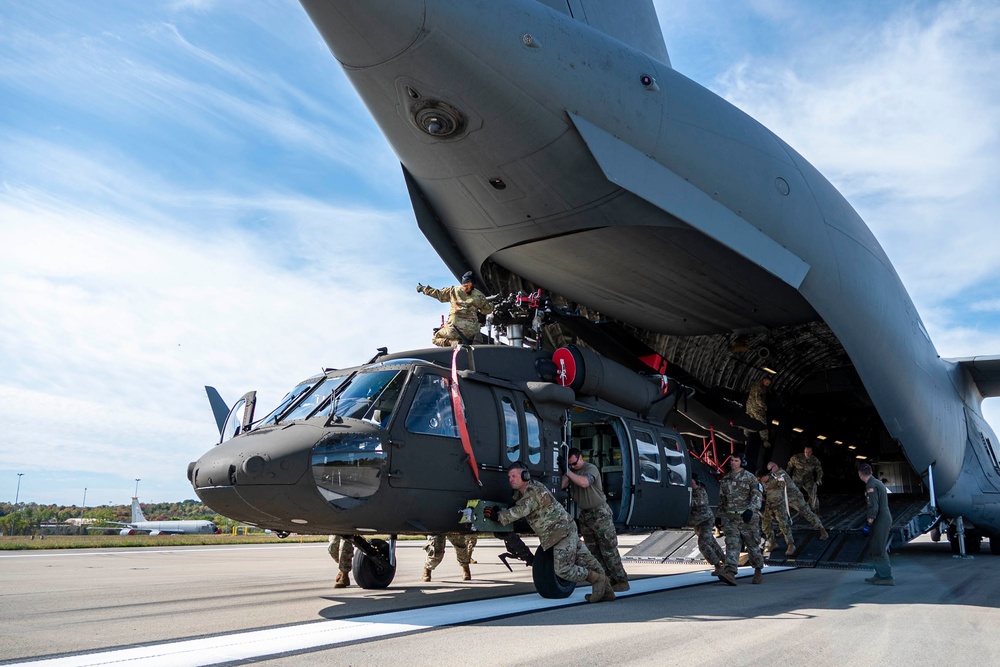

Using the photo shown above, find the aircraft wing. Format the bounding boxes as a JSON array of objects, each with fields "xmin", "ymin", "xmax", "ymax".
[{"xmin": 950, "ymin": 356, "xmax": 1000, "ymax": 398}]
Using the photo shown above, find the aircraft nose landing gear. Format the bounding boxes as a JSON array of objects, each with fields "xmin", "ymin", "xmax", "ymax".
[{"xmin": 350, "ymin": 535, "xmax": 397, "ymax": 589}]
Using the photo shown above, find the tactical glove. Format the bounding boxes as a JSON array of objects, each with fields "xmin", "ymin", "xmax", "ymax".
[
  {"xmin": 417, "ymin": 283, "xmax": 425, "ymax": 292},
  {"xmin": 741, "ymin": 509, "xmax": 754, "ymax": 523}
]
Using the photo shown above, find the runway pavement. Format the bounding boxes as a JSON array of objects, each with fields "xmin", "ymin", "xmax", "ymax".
[{"xmin": 1, "ymin": 535, "xmax": 997, "ymax": 666}]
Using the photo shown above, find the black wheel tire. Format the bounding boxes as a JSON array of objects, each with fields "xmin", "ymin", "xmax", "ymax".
[
  {"xmin": 990, "ymin": 535, "xmax": 1000, "ymax": 555},
  {"xmin": 352, "ymin": 538, "xmax": 396, "ymax": 589},
  {"xmin": 949, "ymin": 532, "xmax": 982, "ymax": 555},
  {"xmin": 531, "ymin": 545, "xmax": 576, "ymax": 599}
]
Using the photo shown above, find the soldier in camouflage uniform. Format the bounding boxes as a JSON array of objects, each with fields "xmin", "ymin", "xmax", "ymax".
[
  {"xmin": 423, "ymin": 533, "xmax": 477, "ymax": 581},
  {"xmin": 757, "ymin": 469, "xmax": 797, "ymax": 556},
  {"xmin": 484, "ymin": 461, "xmax": 613, "ymax": 602},
  {"xmin": 561, "ymin": 447, "xmax": 629, "ymax": 592},
  {"xmin": 418, "ymin": 271, "xmax": 494, "ymax": 347},
  {"xmin": 765, "ymin": 461, "xmax": 828, "ymax": 545},
  {"xmin": 787, "ymin": 445, "xmax": 824, "ymax": 511},
  {"xmin": 745, "ymin": 376, "xmax": 772, "ymax": 447},
  {"xmin": 717, "ymin": 453, "xmax": 764, "ymax": 586},
  {"xmin": 688, "ymin": 473, "xmax": 725, "ymax": 576},
  {"xmin": 328, "ymin": 535, "xmax": 355, "ymax": 588}
]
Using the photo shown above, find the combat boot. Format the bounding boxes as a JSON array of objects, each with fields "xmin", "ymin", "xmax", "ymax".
[
  {"xmin": 611, "ymin": 580, "xmax": 630, "ymax": 593},
  {"xmin": 334, "ymin": 572, "xmax": 346, "ymax": 588},
  {"xmin": 584, "ymin": 570, "xmax": 611, "ymax": 603},
  {"xmin": 712, "ymin": 562, "xmax": 725, "ymax": 578},
  {"xmin": 716, "ymin": 568, "xmax": 738, "ymax": 586},
  {"xmin": 752, "ymin": 568, "xmax": 763, "ymax": 584},
  {"xmin": 461, "ymin": 564, "xmax": 471, "ymax": 581},
  {"xmin": 422, "ymin": 567, "xmax": 432, "ymax": 582},
  {"xmin": 764, "ymin": 541, "xmax": 777, "ymax": 552},
  {"xmin": 819, "ymin": 527, "xmax": 829, "ymax": 540},
  {"xmin": 785, "ymin": 543, "xmax": 796, "ymax": 556}
]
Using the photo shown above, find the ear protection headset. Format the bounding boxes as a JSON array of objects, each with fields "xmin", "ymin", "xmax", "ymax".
[{"xmin": 509, "ymin": 462, "xmax": 531, "ymax": 481}]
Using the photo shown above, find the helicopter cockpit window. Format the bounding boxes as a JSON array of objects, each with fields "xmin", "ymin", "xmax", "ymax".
[
  {"xmin": 324, "ymin": 370, "xmax": 403, "ymax": 421},
  {"xmin": 220, "ymin": 397, "xmax": 248, "ymax": 443},
  {"xmin": 404, "ymin": 374, "xmax": 459, "ymax": 437},
  {"xmin": 361, "ymin": 369, "xmax": 406, "ymax": 428},
  {"xmin": 501, "ymin": 396, "xmax": 520, "ymax": 462},
  {"xmin": 635, "ymin": 429, "xmax": 660, "ymax": 483},
  {"xmin": 281, "ymin": 375, "xmax": 348, "ymax": 422},
  {"xmin": 524, "ymin": 400, "xmax": 542, "ymax": 464},
  {"xmin": 255, "ymin": 380, "xmax": 317, "ymax": 429}
]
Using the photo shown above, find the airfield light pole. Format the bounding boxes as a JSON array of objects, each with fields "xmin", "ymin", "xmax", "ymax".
[
  {"xmin": 134, "ymin": 478, "xmax": 140, "ymax": 499},
  {"xmin": 15, "ymin": 473, "xmax": 24, "ymax": 505},
  {"xmin": 82, "ymin": 488, "xmax": 87, "ymax": 511}
]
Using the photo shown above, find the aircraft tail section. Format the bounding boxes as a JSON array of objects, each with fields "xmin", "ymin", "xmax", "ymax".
[
  {"xmin": 536, "ymin": 0, "xmax": 671, "ymax": 66},
  {"xmin": 131, "ymin": 497, "xmax": 147, "ymax": 524},
  {"xmin": 950, "ymin": 356, "xmax": 1000, "ymax": 399}
]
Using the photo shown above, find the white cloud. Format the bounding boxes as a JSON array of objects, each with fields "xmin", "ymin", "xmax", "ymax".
[
  {"xmin": 711, "ymin": 1, "xmax": 1000, "ymax": 303},
  {"xmin": 0, "ymin": 138, "xmax": 450, "ymax": 505}
]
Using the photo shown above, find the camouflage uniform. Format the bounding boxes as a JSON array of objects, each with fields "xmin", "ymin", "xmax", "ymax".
[
  {"xmin": 496, "ymin": 479, "xmax": 603, "ymax": 583},
  {"xmin": 760, "ymin": 475, "xmax": 794, "ymax": 550},
  {"xmin": 424, "ymin": 533, "xmax": 477, "ymax": 570},
  {"xmin": 419, "ymin": 284, "xmax": 493, "ymax": 347},
  {"xmin": 787, "ymin": 453, "xmax": 823, "ymax": 511},
  {"xmin": 688, "ymin": 484, "xmax": 725, "ymax": 567},
  {"xmin": 745, "ymin": 379, "xmax": 770, "ymax": 446},
  {"xmin": 718, "ymin": 468, "xmax": 763, "ymax": 576},
  {"xmin": 328, "ymin": 535, "xmax": 354, "ymax": 587},
  {"xmin": 567, "ymin": 460, "xmax": 628, "ymax": 588}
]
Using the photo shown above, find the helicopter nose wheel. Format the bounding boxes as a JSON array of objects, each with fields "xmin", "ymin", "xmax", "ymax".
[{"xmin": 351, "ymin": 537, "xmax": 397, "ymax": 589}]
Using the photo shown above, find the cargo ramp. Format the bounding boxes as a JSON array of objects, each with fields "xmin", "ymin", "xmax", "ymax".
[{"xmin": 624, "ymin": 493, "xmax": 935, "ymax": 569}]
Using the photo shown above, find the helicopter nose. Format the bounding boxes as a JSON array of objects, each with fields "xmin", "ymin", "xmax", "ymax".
[
  {"xmin": 300, "ymin": 0, "xmax": 426, "ymax": 68},
  {"xmin": 189, "ymin": 424, "xmax": 323, "ymax": 522}
]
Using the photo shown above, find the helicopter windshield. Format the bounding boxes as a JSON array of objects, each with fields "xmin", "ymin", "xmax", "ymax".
[
  {"xmin": 321, "ymin": 369, "xmax": 406, "ymax": 422},
  {"xmin": 254, "ymin": 379, "xmax": 318, "ymax": 428},
  {"xmin": 281, "ymin": 374, "xmax": 349, "ymax": 422}
]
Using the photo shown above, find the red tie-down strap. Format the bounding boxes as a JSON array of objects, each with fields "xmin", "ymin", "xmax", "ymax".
[{"xmin": 451, "ymin": 346, "xmax": 482, "ymax": 486}]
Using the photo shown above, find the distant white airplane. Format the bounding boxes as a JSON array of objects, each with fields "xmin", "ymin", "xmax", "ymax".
[{"xmin": 112, "ymin": 498, "xmax": 219, "ymax": 536}]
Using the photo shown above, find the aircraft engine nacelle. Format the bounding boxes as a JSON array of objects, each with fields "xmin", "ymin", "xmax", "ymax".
[
  {"xmin": 119, "ymin": 528, "xmax": 136, "ymax": 536},
  {"xmin": 148, "ymin": 530, "xmax": 161, "ymax": 536},
  {"xmin": 553, "ymin": 345, "xmax": 664, "ymax": 415}
]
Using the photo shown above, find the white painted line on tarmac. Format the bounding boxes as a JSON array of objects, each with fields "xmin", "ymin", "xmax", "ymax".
[{"xmin": 6, "ymin": 566, "xmax": 792, "ymax": 667}]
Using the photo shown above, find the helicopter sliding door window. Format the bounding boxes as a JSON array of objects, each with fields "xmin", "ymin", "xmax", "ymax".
[
  {"xmin": 500, "ymin": 395, "xmax": 521, "ymax": 462},
  {"xmin": 523, "ymin": 400, "xmax": 542, "ymax": 464},
  {"xmin": 634, "ymin": 429, "xmax": 660, "ymax": 483},
  {"xmin": 659, "ymin": 433, "xmax": 687, "ymax": 486},
  {"xmin": 404, "ymin": 374, "xmax": 459, "ymax": 437}
]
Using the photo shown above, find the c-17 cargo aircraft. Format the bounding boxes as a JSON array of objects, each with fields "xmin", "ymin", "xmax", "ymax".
[{"xmin": 189, "ymin": 0, "xmax": 1000, "ymax": 596}]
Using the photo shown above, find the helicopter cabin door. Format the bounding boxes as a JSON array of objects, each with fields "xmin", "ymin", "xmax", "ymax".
[
  {"xmin": 386, "ymin": 367, "xmax": 492, "ymax": 492},
  {"xmin": 625, "ymin": 426, "xmax": 690, "ymax": 528}
]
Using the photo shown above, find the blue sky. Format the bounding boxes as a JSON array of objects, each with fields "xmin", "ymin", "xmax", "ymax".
[{"xmin": 1, "ymin": 0, "xmax": 998, "ymax": 506}]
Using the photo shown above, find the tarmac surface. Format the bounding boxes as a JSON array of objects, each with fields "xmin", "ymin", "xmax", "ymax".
[{"xmin": 1, "ymin": 534, "xmax": 998, "ymax": 666}]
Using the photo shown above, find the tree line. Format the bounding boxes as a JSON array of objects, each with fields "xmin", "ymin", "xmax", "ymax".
[{"xmin": 0, "ymin": 500, "xmax": 229, "ymax": 536}]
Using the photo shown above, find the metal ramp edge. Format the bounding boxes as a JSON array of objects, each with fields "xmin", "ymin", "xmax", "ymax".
[{"xmin": 625, "ymin": 493, "xmax": 934, "ymax": 569}]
